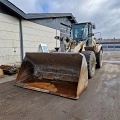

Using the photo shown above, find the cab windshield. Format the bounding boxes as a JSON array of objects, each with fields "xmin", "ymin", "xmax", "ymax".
[{"xmin": 72, "ymin": 24, "xmax": 88, "ymax": 41}]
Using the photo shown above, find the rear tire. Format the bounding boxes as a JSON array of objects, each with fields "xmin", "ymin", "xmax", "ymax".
[
  {"xmin": 96, "ymin": 50, "xmax": 103, "ymax": 68},
  {"xmin": 81, "ymin": 51, "xmax": 96, "ymax": 79}
]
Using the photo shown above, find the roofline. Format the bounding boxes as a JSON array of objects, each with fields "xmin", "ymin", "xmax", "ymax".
[
  {"xmin": 97, "ymin": 42, "xmax": 120, "ymax": 44},
  {"xmin": 0, "ymin": 0, "xmax": 26, "ymax": 18},
  {"xmin": 0, "ymin": 0, "xmax": 77, "ymax": 23},
  {"xmin": 26, "ymin": 13, "xmax": 77, "ymax": 23}
]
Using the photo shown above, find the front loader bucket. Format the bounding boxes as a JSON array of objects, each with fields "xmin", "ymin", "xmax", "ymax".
[{"xmin": 16, "ymin": 52, "xmax": 88, "ymax": 99}]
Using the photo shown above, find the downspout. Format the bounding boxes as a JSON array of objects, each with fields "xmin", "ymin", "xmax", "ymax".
[{"xmin": 19, "ymin": 18, "xmax": 24, "ymax": 61}]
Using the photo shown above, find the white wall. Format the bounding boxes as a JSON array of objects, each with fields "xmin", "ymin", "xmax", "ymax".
[
  {"xmin": 0, "ymin": 13, "xmax": 60, "ymax": 65},
  {"xmin": 0, "ymin": 13, "xmax": 21, "ymax": 65},
  {"xmin": 22, "ymin": 20, "xmax": 60, "ymax": 56}
]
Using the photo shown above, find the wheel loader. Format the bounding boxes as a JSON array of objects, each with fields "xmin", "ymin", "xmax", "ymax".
[{"xmin": 16, "ymin": 22, "xmax": 103, "ymax": 99}]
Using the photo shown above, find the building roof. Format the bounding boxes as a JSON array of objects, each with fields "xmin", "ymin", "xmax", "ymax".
[
  {"xmin": 0, "ymin": 0, "xmax": 77, "ymax": 23},
  {"xmin": 0, "ymin": 0, "xmax": 26, "ymax": 18},
  {"xmin": 26, "ymin": 13, "xmax": 77, "ymax": 23},
  {"xmin": 96, "ymin": 39, "xmax": 120, "ymax": 44}
]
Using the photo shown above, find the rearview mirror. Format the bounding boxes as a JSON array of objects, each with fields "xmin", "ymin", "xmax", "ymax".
[
  {"xmin": 55, "ymin": 36, "xmax": 60, "ymax": 39},
  {"xmin": 92, "ymin": 24, "xmax": 96, "ymax": 29}
]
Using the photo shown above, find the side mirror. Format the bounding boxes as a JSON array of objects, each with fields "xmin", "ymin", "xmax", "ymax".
[
  {"xmin": 66, "ymin": 37, "xmax": 70, "ymax": 42},
  {"xmin": 88, "ymin": 33, "xmax": 94, "ymax": 37},
  {"xmin": 92, "ymin": 24, "xmax": 96, "ymax": 29},
  {"xmin": 55, "ymin": 36, "xmax": 60, "ymax": 39}
]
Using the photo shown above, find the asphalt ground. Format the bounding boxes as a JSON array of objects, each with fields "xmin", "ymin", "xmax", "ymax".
[{"xmin": 0, "ymin": 51, "xmax": 120, "ymax": 120}]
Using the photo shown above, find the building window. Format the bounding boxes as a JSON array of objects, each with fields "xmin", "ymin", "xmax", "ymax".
[
  {"xmin": 115, "ymin": 46, "xmax": 120, "ymax": 48},
  {"xmin": 108, "ymin": 46, "xmax": 114, "ymax": 48},
  {"xmin": 102, "ymin": 46, "xmax": 107, "ymax": 48}
]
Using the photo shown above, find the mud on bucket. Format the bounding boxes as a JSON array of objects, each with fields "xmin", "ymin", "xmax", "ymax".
[{"xmin": 16, "ymin": 52, "xmax": 88, "ymax": 99}]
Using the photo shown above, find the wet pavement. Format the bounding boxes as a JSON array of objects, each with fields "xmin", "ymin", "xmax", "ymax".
[{"xmin": 0, "ymin": 51, "xmax": 120, "ymax": 120}]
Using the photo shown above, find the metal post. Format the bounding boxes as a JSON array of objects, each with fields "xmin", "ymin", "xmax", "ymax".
[{"xmin": 19, "ymin": 19, "xmax": 24, "ymax": 61}]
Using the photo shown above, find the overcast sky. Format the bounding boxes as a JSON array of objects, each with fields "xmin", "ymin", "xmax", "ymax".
[{"xmin": 9, "ymin": 0, "xmax": 120, "ymax": 39}]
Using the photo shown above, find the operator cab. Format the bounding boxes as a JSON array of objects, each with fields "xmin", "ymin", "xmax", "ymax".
[{"xmin": 71, "ymin": 22, "xmax": 95, "ymax": 45}]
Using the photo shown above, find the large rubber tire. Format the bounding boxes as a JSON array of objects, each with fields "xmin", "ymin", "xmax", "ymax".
[
  {"xmin": 82, "ymin": 51, "xmax": 96, "ymax": 79},
  {"xmin": 96, "ymin": 50, "xmax": 103, "ymax": 68}
]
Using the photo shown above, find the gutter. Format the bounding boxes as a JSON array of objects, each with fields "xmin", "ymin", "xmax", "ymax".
[{"xmin": 0, "ymin": 0, "xmax": 26, "ymax": 18}]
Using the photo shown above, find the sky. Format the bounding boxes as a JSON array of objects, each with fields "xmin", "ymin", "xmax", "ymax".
[{"xmin": 9, "ymin": 0, "xmax": 120, "ymax": 39}]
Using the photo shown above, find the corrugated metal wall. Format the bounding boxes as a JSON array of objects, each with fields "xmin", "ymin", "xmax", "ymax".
[
  {"xmin": 30, "ymin": 17, "xmax": 72, "ymax": 30},
  {"xmin": 30, "ymin": 17, "xmax": 72, "ymax": 37},
  {"xmin": 60, "ymin": 23, "xmax": 71, "ymax": 37}
]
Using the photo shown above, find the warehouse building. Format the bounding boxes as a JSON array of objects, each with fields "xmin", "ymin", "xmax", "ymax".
[
  {"xmin": 97, "ymin": 39, "xmax": 120, "ymax": 51},
  {"xmin": 0, "ymin": 0, "xmax": 77, "ymax": 65}
]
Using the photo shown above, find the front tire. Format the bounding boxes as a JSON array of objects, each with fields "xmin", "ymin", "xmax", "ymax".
[
  {"xmin": 96, "ymin": 50, "xmax": 103, "ymax": 68},
  {"xmin": 82, "ymin": 51, "xmax": 96, "ymax": 79}
]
